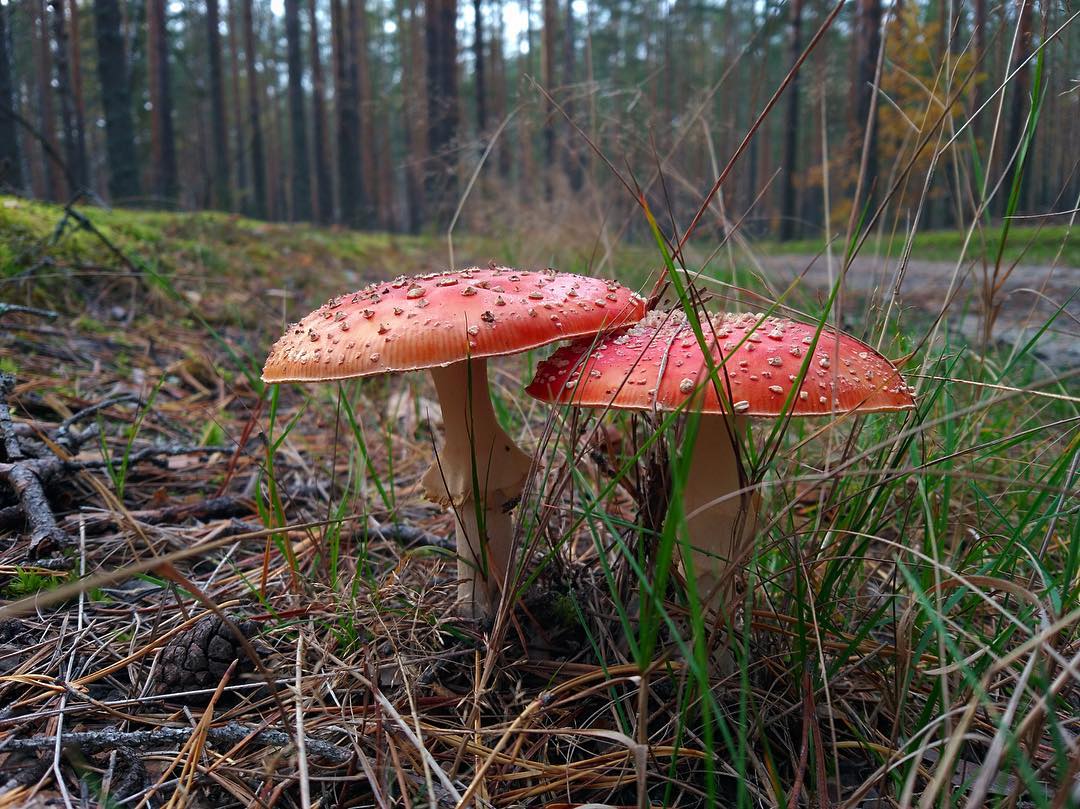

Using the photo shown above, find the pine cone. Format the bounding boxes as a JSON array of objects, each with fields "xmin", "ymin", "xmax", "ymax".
[
  {"xmin": 157, "ymin": 615, "xmax": 259, "ymax": 696},
  {"xmin": 0, "ymin": 619, "xmax": 27, "ymax": 644}
]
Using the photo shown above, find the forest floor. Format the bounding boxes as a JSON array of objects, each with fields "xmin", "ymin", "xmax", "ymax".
[{"xmin": 0, "ymin": 198, "xmax": 1077, "ymax": 807}]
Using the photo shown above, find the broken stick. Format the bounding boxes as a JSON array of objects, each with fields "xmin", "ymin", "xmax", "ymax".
[
  {"xmin": 0, "ymin": 721, "xmax": 352, "ymax": 764},
  {"xmin": 0, "ymin": 373, "xmax": 68, "ymax": 553}
]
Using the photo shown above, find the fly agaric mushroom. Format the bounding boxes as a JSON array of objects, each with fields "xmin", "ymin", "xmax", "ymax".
[
  {"xmin": 262, "ymin": 266, "xmax": 646, "ymax": 618},
  {"xmin": 525, "ymin": 309, "xmax": 915, "ymax": 613}
]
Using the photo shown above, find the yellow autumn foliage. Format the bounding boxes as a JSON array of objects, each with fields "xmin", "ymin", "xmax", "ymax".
[{"xmin": 803, "ymin": 5, "xmax": 979, "ymax": 227}]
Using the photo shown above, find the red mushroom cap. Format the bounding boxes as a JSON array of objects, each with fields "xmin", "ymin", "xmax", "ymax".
[
  {"xmin": 525, "ymin": 310, "xmax": 916, "ymax": 417},
  {"xmin": 262, "ymin": 267, "xmax": 647, "ymax": 382}
]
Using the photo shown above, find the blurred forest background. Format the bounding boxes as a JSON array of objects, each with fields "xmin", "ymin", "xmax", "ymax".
[{"xmin": 0, "ymin": 0, "xmax": 1076, "ymax": 243}]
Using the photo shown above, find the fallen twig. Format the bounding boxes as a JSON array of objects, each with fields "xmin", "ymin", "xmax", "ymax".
[
  {"xmin": 54, "ymin": 393, "xmax": 139, "ymax": 447},
  {"xmin": 61, "ymin": 202, "xmax": 140, "ymax": 276},
  {"xmin": 66, "ymin": 443, "xmax": 234, "ymax": 473},
  {"xmin": 67, "ymin": 496, "xmax": 257, "ymax": 534},
  {"xmin": 0, "ymin": 373, "xmax": 67, "ymax": 553},
  {"xmin": 0, "ymin": 303, "xmax": 59, "ymax": 322},
  {"xmin": 371, "ymin": 520, "xmax": 453, "ymax": 551},
  {"xmin": 0, "ymin": 721, "xmax": 352, "ymax": 764}
]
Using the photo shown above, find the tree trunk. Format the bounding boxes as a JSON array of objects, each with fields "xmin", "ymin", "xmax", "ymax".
[
  {"xmin": 541, "ymin": 0, "xmax": 556, "ymax": 196},
  {"xmin": 147, "ymin": 0, "xmax": 178, "ymax": 202},
  {"xmin": 266, "ymin": 19, "xmax": 285, "ymax": 219},
  {"xmin": 333, "ymin": 0, "xmax": 360, "ymax": 224},
  {"xmin": 206, "ymin": 0, "xmax": 231, "ymax": 209},
  {"xmin": 473, "ymin": 0, "xmax": 486, "ymax": 136},
  {"xmin": 375, "ymin": 107, "xmax": 395, "ymax": 229},
  {"xmin": 946, "ymin": 0, "xmax": 961, "ymax": 55},
  {"xmin": 972, "ymin": 0, "xmax": 986, "ymax": 143},
  {"xmin": 243, "ymin": 0, "xmax": 267, "ymax": 217},
  {"xmin": 308, "ymin": 0, "xmax": 333, "ymax": 222},
  {"xmin": 561, "ymin": 0, "xmax": 582, "ymax": 190},
  {"xmin": 489, "ymin": 0, "xmax": 509, "ymax": 177},
  {"xmin": 68, "ymin": 0, "xmax": 89, "ymax": 190},
  {"xmin": 33, "ymin": 0, "xmax": 63, "ymax": 200},
  {"xmin": 1004, "ymin": 0, "xmax": 1034, "ymax": 215},
  {"xmin": 517, "ymin": 0, "xmax": 535, "ymax": 196},
  {"xmin": 425, "ymin": 0, "xmax": 458, "ymax": 225},
  {"xmin": 270, "ymin": 86, "xmax": 285, "ymax": 220},
  {"xmin": 779, "ymin": 0, "xmax": 803, "ymax": 241},
  {"xmin": 398, "ymin": 0, "xmax": 425, "ymax": 231},
  {"xmin": 351, "ymin": 0, "xmax": 376, "ymax": 224},
  {"xmin": 852, "ymin": 0, "xmax": 882, "ymax": 202},
  {"xmin": 93, "ymin": 0, "xmax": 139, "ymax": 201},
  {"xmin": 285, "ymin": 0, "xmax": 311, "ymax": 220},
  {"xmin": 50, "ymin": 0, "xmax": 80, "ymax": 194},
  {"xmin": 228, "ymin": 0, "xmax": 247, "ymax": 206},
  {"xmin": 0, "ymin": 2, "xmax": 23, "ymax": 190},
  {"xmin": 195, "ymin": 89, "xmax": 211, "ymax": 207}
]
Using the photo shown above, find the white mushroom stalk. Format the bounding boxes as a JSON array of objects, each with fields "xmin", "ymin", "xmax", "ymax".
[
  {"xmin": 677, "ymin": 414, "xmax": 758, "ymax": 613},
  {"xmin": 421, "ymin": 359, "xmax": 532, "ymax": 617}
]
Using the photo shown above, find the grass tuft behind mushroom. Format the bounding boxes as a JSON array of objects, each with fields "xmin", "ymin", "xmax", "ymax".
[
  {"xmin": 527, "ymin": 309, "xmax": 917, "ymax": 615},
  {"xmin": 262, "ymin": 266, "xmax": 646, "ymax": 618}
]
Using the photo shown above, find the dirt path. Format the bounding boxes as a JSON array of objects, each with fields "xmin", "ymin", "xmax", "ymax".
[{"xmin": 754, "ymin": 254, "xmax": 1080, "ymax": 370}]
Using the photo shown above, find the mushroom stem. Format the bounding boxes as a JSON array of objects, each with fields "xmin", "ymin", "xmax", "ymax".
[
  {"xmin": 423, "ymin": 359, "xmax": 533, "ymax": 619},
  {"xmin": 679, "ymin": 414, "xmax": 758, "ymax": 616}
]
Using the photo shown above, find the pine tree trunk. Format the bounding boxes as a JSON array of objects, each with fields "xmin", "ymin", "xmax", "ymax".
[
  {"xmin": 852, "ymin": 0, "xmax": 882, "ymax": 202},
  {"xmin": 308, "ymin": 0, "xmax": 332, "ymax": 222},
  {"xmin": 50, "ymin": 0, "xmax": 80, "ymax": 195},
  {"xmin": 266, "ymin": 18, "xmax": 285, "ymax": 219},
  {"xmin": 285, "ymin": 0, "xmax": 311, "ymax": 220},
  {"xmin": 1004, "ymin": 0, "xmax": 1034, "ymax": 215},
  {"xmin": 425, "ymin": 0, "xmax": 458, "ymax": 225},
  {"xmin": 68, "ymin": 0, "xmax": 89, "ymax": 190},
  {"xmin": 34, "ymin": 0, "xmax": 63, "ymax": 200},
  {"xmin": 561, "ymin": 0, "xmax": 582, "ymax": 190},
  {"xmin": 243, "ymin": 0, "xmax": 267, "ymax": 217},
  {"xmin": 398, "ymin": 0, "xmax": 425, "ymax": 231},
  {"xmin": 269, "ymin": 80, "xmax": 284, "ymax": 220},
  {"xmin": 947, "ymin": 0, "xmax": 961, "ymax": 54},
  {"xmin": 517, "ymin": 0, "xmax": 534, "ymax": 196},
  {"xmin": 489, "ymin": 0, "xmax": 509, "ymax": 177},
  {"xmin": 972, "ymin": 0, "xmax": 986, "ymax": 144},
  {"xmin": 333, "ymin": 0, "xmax": 360, "ymax": 224},
  {"xmin": 195, "ymin": 91, "xmax": 211, "ymax": 206},
  {"xmin": 582, "ymin": 0, "xmax": 594, "ymax": 186},
  {"xmin": 375, "ymin": 108, "xmax": 395, "ymax": 229},
  {"xmin": 206, "ymin": 0, "xmax": 231, "ymax": 209},
  {"xmin": 779, "ymin": 0, "xmax": 803, "ymax": 241},
  {"xmin": 148, "ymin": 0, "xmax": 178, "ymax": 202},
  {"xmin": 473, "ymin": 0, "xmax": 486, "ymax": 136},
  {"xmin": 93, "ymin": 0, "xmax": 139, "ymax": 201},
  {"xmin": 228, "ymin": 0, "xmax": 247, "ymax": 206},
  {"xmin": 541, "ymin": 0, "xmax": 556, "ymax": 197},
  {"xmin": 351, "ymin": 0, "xmax": 376, "ymax": 224},
  {"xmin": 0, "ymin": 2, "xmax": 23, "ymax": 190}
]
